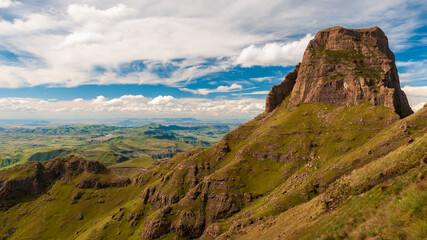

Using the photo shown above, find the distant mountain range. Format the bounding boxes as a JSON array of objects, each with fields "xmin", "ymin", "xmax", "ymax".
[{"xmin": 0, "ymin": 118, "xmax": 247, "ymax": 128}]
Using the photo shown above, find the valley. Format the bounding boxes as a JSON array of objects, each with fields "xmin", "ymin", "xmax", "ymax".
[{"xmin": 0, "ymin": 123, "xmax": 235, "ymax": 171}]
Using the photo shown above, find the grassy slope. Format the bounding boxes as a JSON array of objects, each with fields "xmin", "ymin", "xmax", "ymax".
[
  {"xmin": 109, "ymin": 157, "xmax": 159, "ymax": 178},
  {"xmin": 214, "ymin": 102, "xmax": 426, "ymax": 238},
  {"xmin": 141, "ymin": 99, "xmax": 426, "ymax": 238},
  {"xmin": 240, "ymin": 134, "xmax": 426, "ymax": 240},
  {"xmin": 0, "ymin": 184, "xmax": 141, "ymax": 240},
  {"xmin": 0, "ymin": 102, "xmax": 425, "ymax": 240},
  {"xmin": 27, "ymin": 148, "xmax": 72, "ymax": 162},
  {"xmin": 110, "ymin": 156, "xmax": 158, "ymax": 169},
  {"xmin": 0, "ymin": 167, "xmax": 142, "ymax": 240}
]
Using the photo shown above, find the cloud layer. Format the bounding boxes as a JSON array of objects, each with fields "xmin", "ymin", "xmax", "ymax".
[
  {"xmin": 0, "ymin": 0, "xmax": 424, "ymax": 88},
  {"xmin": 1, "ymin": 84, "xmax": 424, "ymax": 120},
  {"xmin": 180, "ymin": 84, "xmax": 243, "ymax": 95},
  {"xmin": 402, "ymin": 86, "xmax": 427, "ymax": 112},
  {"xmin": 0, "ymin": 0, "xmax": 425, "ymax": 119},
  {"xmin": 0, "ymin": 95, "xmax": 265, "ymax": 119},
  {"xmin": 398, "ymin": 60, "xmax": 427, "ymax": 85},
  {"xmin": 0, "ymin": 0, "xmax": 20, "ymax": 8}
]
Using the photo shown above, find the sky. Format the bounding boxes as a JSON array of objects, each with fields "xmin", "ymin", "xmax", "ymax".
[{"xmin": 0, "ymin": 0, "xmax": 426, "ymax": 120}]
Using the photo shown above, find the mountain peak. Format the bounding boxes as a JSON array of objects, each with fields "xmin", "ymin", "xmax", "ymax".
[{"xmin": 266, "ymin": 26, "xmax": 413, "ymax": 118}]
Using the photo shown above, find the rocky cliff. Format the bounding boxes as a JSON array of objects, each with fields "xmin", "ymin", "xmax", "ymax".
[
  {"xmin": 266, "ymin": 26, "xmax": 413, "ymax": 118},
  {"xmin": 265, "ymin": 63, "xmax": 300, "ymax": 112},
  {"xmin": 0, "ymin": 155, "xmax": 129, "ymax": 207}
]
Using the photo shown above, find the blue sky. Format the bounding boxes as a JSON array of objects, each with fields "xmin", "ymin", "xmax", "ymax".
[{"xmin": 0, "ymin": 0, "xmax": 426, "ymax": 119}]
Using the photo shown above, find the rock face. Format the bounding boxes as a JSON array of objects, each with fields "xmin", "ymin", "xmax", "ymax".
[
  {"xmin": 0, "ymin": 155, "xmax": 129, "ymax": 206},
  {"xmin": 265, "ymin": 63, "xmax": 300, "ymax": 112},
  {"xmin": 265, "ymin": 26, "xmax": 413, "ymax": 118}
]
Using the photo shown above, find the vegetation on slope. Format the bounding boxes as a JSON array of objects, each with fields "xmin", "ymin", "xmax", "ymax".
[
  {"xmin": 0, "ymin": 124, "xmax": 232, "ymax": 169},
  {"xmin": 0, "ymin": 102, "xmax": 424, "ymax": 240}
]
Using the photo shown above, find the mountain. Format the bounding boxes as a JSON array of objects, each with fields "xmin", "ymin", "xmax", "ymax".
[
  {"xmin": 266, "ymin": 26, "xmax": 413, "ymax": 118},
  {"xmin": 0, "ymin": 26, "xmax": 425, "ymax": 240}
]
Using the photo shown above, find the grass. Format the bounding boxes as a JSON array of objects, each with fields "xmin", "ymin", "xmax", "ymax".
[
  {"xmin": 0, "ymin": 102, "xmax": 425, "ymax": 239},
  {"xmin": 110, "ymin": 156, "xmax": 157, "ymax": 169},
  {"xmin": 0, "ymin": 161, "xmax": 41, "ymax": 179},
  {"xmin": 180, "ymin": 101, "xmax": 425, "ymax": 235},
  {"xmin": 0, "ymin": 170, "xmax": 143, "ymax": 240},
  {"xmin": 0, "ymin": 124, "xmax": 231, "ymax": 169},
  {"xmin": 27, "ymin": 148, "xmax": 72, "ymax": 162},
  {"xmin": 324, "ymin": 49, "xmax": 365, "ymax": 64},
  {"xmin": 240, "ymin": 135, "xmax": 426, "ymax": 240}
]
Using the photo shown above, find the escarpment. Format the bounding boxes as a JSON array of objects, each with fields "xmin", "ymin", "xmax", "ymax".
[
  {"xmin": 0, "ymin": 155, "xmax": 129, "ymax": 206},
  {"xmin": 265, "ymin": 26, "xmax": 413, "ymax": 118}
]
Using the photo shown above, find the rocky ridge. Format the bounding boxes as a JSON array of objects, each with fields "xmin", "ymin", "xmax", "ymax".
[{"xmin": 0, "ymin": 155, "xmax": 129, "ymax": 206}]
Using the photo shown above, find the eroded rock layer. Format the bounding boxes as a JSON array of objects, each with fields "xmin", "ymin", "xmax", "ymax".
[
  {"xmin": 0, "ymin": 155, "xmax": 129, "ymax": 206},
  {"xmin": 266, "ymin": 26, "xmax": 413, "ymax": 118}
]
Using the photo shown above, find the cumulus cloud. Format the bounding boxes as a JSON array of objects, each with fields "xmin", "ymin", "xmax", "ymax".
[
  {"xmin": 0, "ymin": 0, "xmax": 20, "ymax": 8},
  {"xmin": 0, "ymin": 3, "xmax": 260, "ymax": 88},
  {"xmin": 92, "ymin": 95, "xmax": 125, "ymax": 106},
  {"xmin": 402, "ymin": 86, "xmax": 427, "ymax": 112},
  {"xmin": 148, "ymin": 95, "xmax": 174, "ymax": 105},
  {"xmin": 180, "ymin": 83, "xmax": 243, "ymax": 95},
  {"xmin": 236, "ymin": 34, "xmax": 314, "ymax": 67},
  {"xmin": 0, "ymin": 95, "xmax": 265, "ymax": 119},
  {"xmin": 0, "ymin": 14, "xmax": 60, "ymax": 36}
]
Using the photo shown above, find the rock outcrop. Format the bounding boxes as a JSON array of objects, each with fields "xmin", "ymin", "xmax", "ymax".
[
  {"xmin": 265, "ymin": 26, "xmax": 413, "ymax": 118},
  {"xmin": 265, "ymin": 63, "xmax": 300, "ymax": 112},
  {"xmin": 0, "ymin": 155, "xmax": 129, "ymax": 206}
]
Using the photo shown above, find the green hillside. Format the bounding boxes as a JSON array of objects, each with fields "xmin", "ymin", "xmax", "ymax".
[
  {"xmin": 27, "ymin": 148, "xmax": 72, "ymax": 162},
  {"xmin": 0, "ymin": 124, "xmax": 233, "ymax": 169},
  {"xmin": 0, "ymin": 101, "xmax": 424, "ymax": 239}
]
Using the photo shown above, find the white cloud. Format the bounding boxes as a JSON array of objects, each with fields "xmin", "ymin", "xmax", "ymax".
[
  {"xmin": 402, "ymin": 86, "xmax": 427, "ymax": 96},
  {"xmin": 180, "ymin": 83, "xmax": 243, "ymax": 95},
  {"xmin": 0, "ymin": 95, "xmax": 265, "ymax": 119},
  {"xmin": 0, "ymin": 0, "xmax": 424, "ymax": 89},
  {"xmin": 0, "ymin": 0, "xmax": 20, "ymax": 8},
  {"xmin": 67, "ymin": 3, "xmax": 137, "ymax": 23},
  {"xmin": 236, "ymin": 34, "xmax": 313, "ymax": 67},
  {"xmin": 241, "ymin": 91, "xmax": 270, "ymax": 95},
  {"xmin": 402, "ymin": 86, "xmax": 427, "ymax": 112},
  {"xmin": 148, "ymin": 95, "xmax": 174, "ymax": 105},
  {"xmin": 60, "ymin": 32, "xmax": 106, "ymax": 47},
  {"xmin": 411, "ymin": 102, "xmax": 426, "ymax": 112},
  {"xmin": 250, "ymin": 76, "xmax": 276, "ymax": 82},
  {"xmin": 397, "ymin": 60, "xmax": 427, "ymax": 84},
  {"xmin": 0, "ymin": 14, "xmax": 60, "ymax": 36}
]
